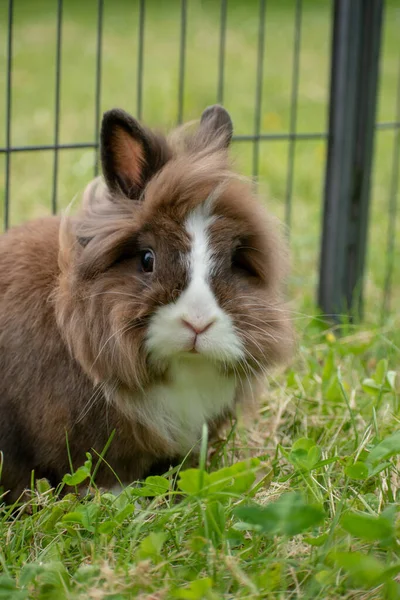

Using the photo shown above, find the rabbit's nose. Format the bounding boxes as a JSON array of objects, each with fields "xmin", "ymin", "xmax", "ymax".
[{"xmin": 181, "ymin": 318, "xmax": 216, "ymax": 335}]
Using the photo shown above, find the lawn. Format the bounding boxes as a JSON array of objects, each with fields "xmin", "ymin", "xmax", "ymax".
[
  {"xmin": 0, "ymin": 1, "xmax": 400, "ymax": 598},
  {"xmin": 1, "ymin": 322, "xmax": 400, "ymax": 599}
]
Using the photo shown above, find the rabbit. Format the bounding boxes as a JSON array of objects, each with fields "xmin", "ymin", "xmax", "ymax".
[{"xmin": 0, "ymin": 105, "xmax": 292, "ymax": 503}]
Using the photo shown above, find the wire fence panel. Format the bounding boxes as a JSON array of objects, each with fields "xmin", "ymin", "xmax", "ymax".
[
  {"xmin": 52, "ymin": 0, "xmax": 63, "ymax": 214},
  {"xmin": 137, "ymin": 0, "xmax": 145, "ymax": 121},
  {"xmin": 365, "ymin": 1, "xmax": 400, "ymax": 320},
  {"xmin": 217, "ymin": 0, "xmax": 227, "ymax": 106},
  {"xmin": 4, "ymin": 0, "xmax": 13, "ymax": 231},
  {"xmin": 0, "ymin": 0, "xmax": 398, "ymax": 321},
  {"xmin": 93, "ymin": 0, "xmax": 104, "ymax": 177},
  {"xmin": 177, "ymin": 0, "xmax": 187, "ymax": 125},
  {"xmin": 285, "ymin": 0, "xmax": 303, "ymax": 231},
  {"xmin": 382, "ymin": 48, "xmax": 400, "ymax": 318}
]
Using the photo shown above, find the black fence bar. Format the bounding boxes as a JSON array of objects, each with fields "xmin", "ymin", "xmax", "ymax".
[
  {"xmin": 0, "ymin": 132, "xmax": 329, "ymax": 156},
  {"xmin": 3, "ymin": 124, "xmax": 397, "ymax": 157},
  {"xmin": 382, "ymin": 49, "xmax": 400, "ymax": 318},
  {"xmin": 252, "ymin": 0, "xmax": 267, "ymax": 180},
  {"xmin": 235, "ymin": 132, "xmax": 326, "ymax": 142},
  {"xmin": 377, "ymin": 121, "xmax": 400, "ymax": 131},
  {"xmin": 284, "ymin": 0, "xmax": 302, "ymax": 230},
  {"xmin": 4, "ymin": 0, "xmax": 13, "ymax": 230},
  {"xmin": 217, "ymin": 0, "xmax": 227, "ymax": 105},
  {"xmin": 52, "ymin": 0, "xmax": 63, "ymax": 215},
  {"xmin": 94, "ymin": 0, "xmax": 104, "ymax": 176},
  {"xmin": 177, "ymin": 0, "xmax": 187, "ymax": 124},
  {"xmin": 318, "ymin": 0, "xmax": 384, "ymax": 318},
  {"xmin": 137, "ymin": 0, "xmax": 145, "ymax": 121},
  {"xmin": 0, "ymin": 143, "xmax": 97, "ymax": 154}
]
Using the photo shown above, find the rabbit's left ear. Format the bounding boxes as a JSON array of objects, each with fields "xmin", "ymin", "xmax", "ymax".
[
  {"xmin": 199, "ymin": 104, "xmax": 233, "ymax": 148},
  {"xmin": 100, "ymin": 108, "xmax": 170, "ymax": 199}
]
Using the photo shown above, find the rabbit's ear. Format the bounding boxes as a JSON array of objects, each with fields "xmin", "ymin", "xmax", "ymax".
[
  {"xmin": 199, "ymin": 104, "xmax": 233, "ymax": 148},
  {"xmin": 100, "ymin": 109, "xmax": 169, "ymax": 199}
]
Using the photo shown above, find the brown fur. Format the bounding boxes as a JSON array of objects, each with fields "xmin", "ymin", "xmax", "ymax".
[{"xmin": 0, "ymin": 106, "xmax": 292, "ymax": 502}]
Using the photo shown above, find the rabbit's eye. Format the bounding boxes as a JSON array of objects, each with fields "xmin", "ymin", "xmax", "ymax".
[
  {"xmin": 140, "ymin": 249, "xmax": 155, "ymax": 273},
  {"xmin": 231, "ymin": 246, "xmax": 258, "ymax": 279}
]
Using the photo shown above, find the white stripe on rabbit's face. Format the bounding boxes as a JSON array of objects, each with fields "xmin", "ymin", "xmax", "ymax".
[
  {"xmin": 145, "ymin": 202, "xmax": 244, "ymax": 365},
  {"xmin": 142, "ymin": 202, "xmax": 244, "ymax": 452}
]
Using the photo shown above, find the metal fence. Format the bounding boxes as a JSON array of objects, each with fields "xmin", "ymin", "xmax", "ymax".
[{"xmin": 1, "ymin": 0, "xmax": 399, "ymax": 320}]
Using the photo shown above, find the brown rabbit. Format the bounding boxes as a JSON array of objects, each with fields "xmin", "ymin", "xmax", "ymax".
[{"xmin": 0, "ymin": 106, "xmax": 292, "ymax": 502}]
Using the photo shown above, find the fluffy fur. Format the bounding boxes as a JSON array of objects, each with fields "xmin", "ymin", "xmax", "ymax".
[{"xmin": 0, "ymin": 105, "xmax": 292, "ymax": 502}]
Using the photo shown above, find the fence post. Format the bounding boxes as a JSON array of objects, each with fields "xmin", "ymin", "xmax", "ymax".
[{"xmin": 318, "ymin": 0, "xmax": 384, "ymax": 319}]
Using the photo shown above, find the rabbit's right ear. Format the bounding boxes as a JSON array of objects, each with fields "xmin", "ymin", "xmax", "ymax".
[
  {"xmin": 100, "ymin": 109, "xmax": 169, "ymax": 199},
  {"xmin": 200, "ymin": 105, "xmax": 233, "ymax": 147}
]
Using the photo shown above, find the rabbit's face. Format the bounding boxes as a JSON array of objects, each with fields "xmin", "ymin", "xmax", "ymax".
[
  {"xmin": 145, "ymin": 200, "xmax": 245, "ymax": 367},
  {"xmin": 141, "ymin": 176, "xmax": 289, "ymax": 379},
  {"xmin": 57, "ymin": 106, "xmax": 291, "ymax": 395}
]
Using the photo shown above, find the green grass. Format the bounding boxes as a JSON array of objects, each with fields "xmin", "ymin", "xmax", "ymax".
[
  {"xmin": 1, "ymin": 319, "xmax": 400, "ymax": 599},
  {"xmin": 1, "ymin": 1, "xmax": 400, "ymax": 598}
]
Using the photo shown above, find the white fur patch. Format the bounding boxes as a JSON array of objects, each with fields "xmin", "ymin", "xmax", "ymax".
[
  {"xmin": 125, "ymin": 356, "xmax": 236, "ymax": 453},
  {"xmin": 142, "ymin": 202, "xmax": 244, "ymax": 452}
]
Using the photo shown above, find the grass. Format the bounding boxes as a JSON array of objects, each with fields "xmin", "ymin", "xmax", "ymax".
[
  {"xmin": 1, "ymin": 319, "xmax": 400, "ymax": 599},
  {"xmin": 1, "ymin": 1, "xmax": 400, "ymax": 598}
]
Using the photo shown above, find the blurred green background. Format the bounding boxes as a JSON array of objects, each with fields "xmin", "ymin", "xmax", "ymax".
[{"xmin": 0, "ymin": 0, "xmax": 399, "ymax": 318}]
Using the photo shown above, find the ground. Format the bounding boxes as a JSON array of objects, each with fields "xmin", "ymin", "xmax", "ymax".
[
  {"xmin": 1, "ymin": 322, "xmax": 400, "ymax": 598},
  {"xmin": 0, "ymin": 1, "xmax": 400, "ymax": 598}
]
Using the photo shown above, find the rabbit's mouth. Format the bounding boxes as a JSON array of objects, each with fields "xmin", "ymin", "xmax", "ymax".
[{"xmin": 145, "ymin": 291, "xmax": 245, "ymax": 367}]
